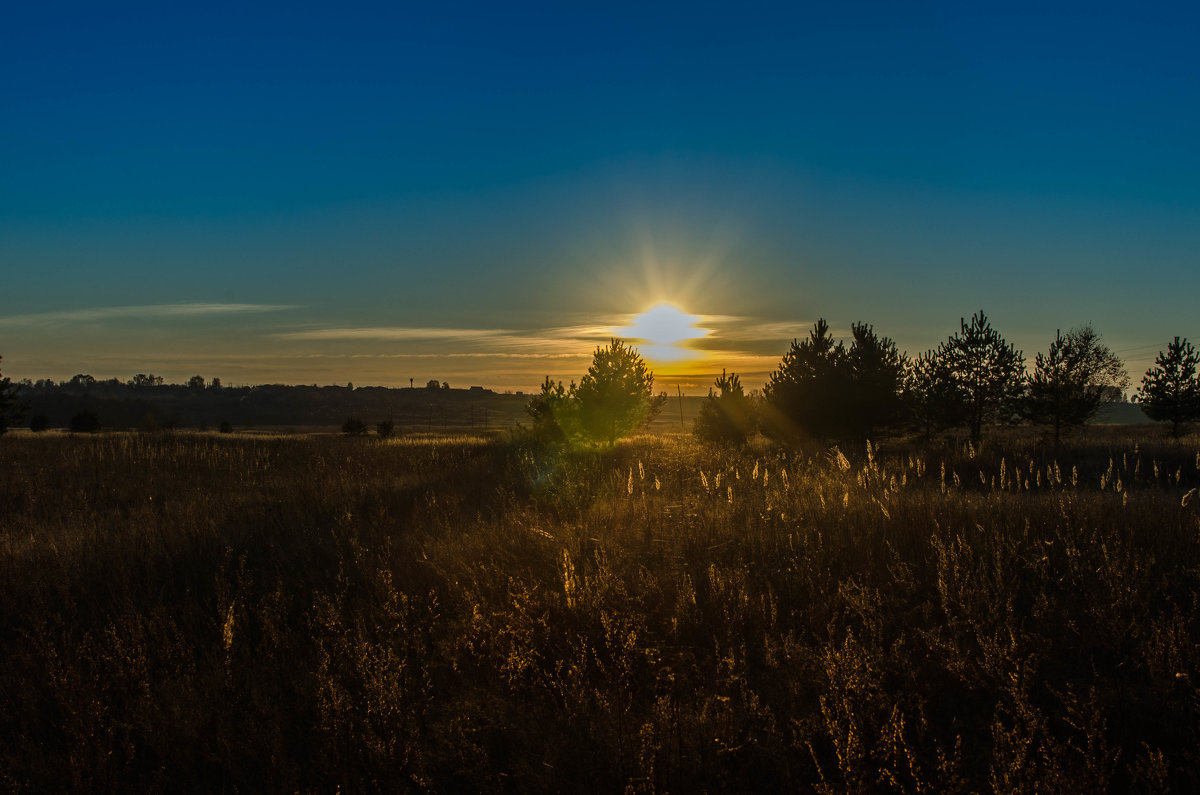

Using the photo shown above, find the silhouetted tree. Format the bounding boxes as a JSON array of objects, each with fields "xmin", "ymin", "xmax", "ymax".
[
  {"xmin": 130, "ymin": 373, "xmax": 163, "ymax": 387},
  {"xmin": 68, "ymin": 373, "xmax": 95, "ymax": 388},
  {"xmin": 573, "ymin": 340, "xmax": 666, "ymax": 445},
  {"xmin": 1026, "ymin": 325, "xmax": 1128, "ymax": 444},
  {"xmin": 845, "ymin": 322, "xmax": 907, "ymax": 439},
  {"xmin": 68, "ymin": 410, "xmax": 101, "ymax": 434},
  {"xmin": 209, "ymin": 377, "xmax": 222, "ymax": 390},
  {"xmin": 188, "ymin": 375, "xmax": 206, "ymax": 390},
  {"xmin": 29, "ymin": 415, "xmax": 50, "ymax": 432},
  {"xmin": 376, "ymin": 419, "xmax": 395, "ymax": 439},
  {"xmin": 0, "ymin": 355, "xmax": 25, "ymax": 435},
  {"xmin": 693, "ymin": 369, "xmax": 754, "ymax": 445},
  {"xmin": 904, "ymin": 349, "xmax": 963, "ymax": 440},
  {"xmin": 426, "ymin": 379, "xmax": 441, "ymax": 390},
  {"xmin": 219, "ymin": 420, "xmax": 234, "ymax": 434},
  {"xmin": 762, "ymin": 319, "xmax": 849, "ymax": 440},
  {"xmin": 939, "ymin": 311, "xmax": 1025, "ymax": 443},
  {"xmin": 1138, "ymin": 337, "xmax": 1200, "ymax": 438}
]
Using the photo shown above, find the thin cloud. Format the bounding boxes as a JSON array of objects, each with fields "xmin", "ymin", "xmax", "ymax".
[
  {"xmin": 274, "ymin": 327, "xmax": 513, "ymax": 342},
  {"xmin": 0, "ymin": 303, "xmax": 300, "ymax": 326}
]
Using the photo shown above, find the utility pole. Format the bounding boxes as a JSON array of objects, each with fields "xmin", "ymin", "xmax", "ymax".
[{"xmin": 677, "ymin": 385, "xmax": 685, "ymax": 431}]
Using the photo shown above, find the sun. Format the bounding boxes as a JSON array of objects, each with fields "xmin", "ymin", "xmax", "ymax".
[{"xmin": 619, "ymin": 303, "xmax": 710, "ymax": 365}]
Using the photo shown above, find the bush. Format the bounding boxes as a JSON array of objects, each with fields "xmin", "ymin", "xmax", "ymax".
[
  {"xmin": 219, "ymin": 420, "xmax": 234, "ymax": 434},
  {"xmin": 376, "ymin": 419, "xmax": 395, "ymax": 439},
  {"xmin": 29, "ymin": 415, "xmax": 50, "ymax": 433},
  {"xmin": 68, "ymin": 410, "xmax": 101, "ymax": 434},
  {"xmin": 342, "ymin": 417, "xmax": 369, "ymax": 436}
]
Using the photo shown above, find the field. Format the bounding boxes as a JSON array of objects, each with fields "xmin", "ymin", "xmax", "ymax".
[{"xmin": 2, "ymin": 428, "xmax": 1199, "ymax": 792}]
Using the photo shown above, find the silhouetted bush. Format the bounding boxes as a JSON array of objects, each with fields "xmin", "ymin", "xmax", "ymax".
[
  {"xmin": 376, "ymin": 419, "xmax": 395, "ymax": 439},
  {"xmin": 29, "ymin": 415, "xmax": 50, "ymax": 432},
  {"xmin": 219, "ymin": 420, "xmax": 234, "ymax": 434},
  {"xmin": 342, "ymin": 417, "xmax": 369, "ymax": 436},
  {"xmin": 68, "ymin": 410, "xmax": 101, "ymax": 433}
]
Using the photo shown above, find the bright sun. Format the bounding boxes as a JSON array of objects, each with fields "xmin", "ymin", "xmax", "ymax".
[{"xmin": 619, "ymin": 303, "xmax": 710, "ymax": 365}]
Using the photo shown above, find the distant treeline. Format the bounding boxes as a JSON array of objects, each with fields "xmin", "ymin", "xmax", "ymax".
[{"xmin": 14, "ymin": 376, "xmax": 529, "ymax": 431}]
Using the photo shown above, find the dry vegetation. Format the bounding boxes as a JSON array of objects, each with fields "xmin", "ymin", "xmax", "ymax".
[{"xmin": 2, "ymin": 429, "xmax": 1199, "ymax": 792}]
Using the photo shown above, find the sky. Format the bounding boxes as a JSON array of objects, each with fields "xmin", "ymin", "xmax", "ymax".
[{"xmin": 2, "ymin": 0, "xmax": 1198, "ymax": 392}]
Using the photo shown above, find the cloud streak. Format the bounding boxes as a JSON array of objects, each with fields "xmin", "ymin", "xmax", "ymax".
[{"xmin": 0, "ymin": 303, "xmax": 300, "ymax": 326}]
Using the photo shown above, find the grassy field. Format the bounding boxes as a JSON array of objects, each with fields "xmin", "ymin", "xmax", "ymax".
[{"xmin": 1, "ymin": 428, "xmax": 1198, "ymax": 792}]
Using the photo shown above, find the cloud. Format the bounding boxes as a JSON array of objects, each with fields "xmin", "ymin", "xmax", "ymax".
[
  {"xmin": 0, "ymin": 303, "xmax": 300, "ymax": 326},
  {"xmin": 273, "ymin": 327, "xmax": 513, "ymax": 342}
]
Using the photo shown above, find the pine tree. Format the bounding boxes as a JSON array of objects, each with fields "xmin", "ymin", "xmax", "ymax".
[
  {"xmin": 762, "ymin": 319, "xmax": 849, "ymax": 440},
  {"xmin": 1138, "ymin": 337, "xmax": 1200, "ymax": 438},
  {"xmin": 1026, "ymin": 325, "xmax": 1128, "ymax": 444},
  {"xmin": 693, "ymin": 369, "xmax": 754, "ymax": 445},
  {"xmin": 0, "ymin": 355, "xmax": 25, "ymax": 436},
  {"xmin": 904, "ymin": 349, "xmax": 963, "ymax": 440},
  {"xmin": 845, "ymin": 322, "xmax": 907, "ymax": 439},
  {"xmin": 570, "ymin": 340, "xmax": 666, "ymax": 445},
  {"xmin": 525, "ymin": 375, "xmax": 572, "ymax": 443},
  {"xmin": 938, "ymin": 311, "xmax": 1025, "ymax": 443}
]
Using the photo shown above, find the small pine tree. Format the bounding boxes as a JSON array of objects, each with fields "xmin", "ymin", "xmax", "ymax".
[
  {"xmin": 1026, "ymin": 325, "xmax": 1128, "ymax": 444},
  {"xmin": 1138, "ymin": 337, "xmax": 1200, "ymax": 438},
  {"xmin": 573, "ymin": 339, "xmax": 666, "ymax": 446},
  {"xmin": 904, "ymin": 349, "xmax": 963, "ymax": 440},
  {"xmin": 845, "ymin": 322, "xmax": 907, "ymax": 439},
  {"xmin": 938, "ymin": 311, "xmax": 1025, "ymax": 443},
  {"xmin": 762, "ymin": 319, "xmax": 849, "ymax": 440},
  {"xmin": 525, "ymin": 376, "xmax": 572, "ymax": 443},
  {"xmin": 693, "ymin": 370, "xmax": 754, "ymax": 445}
]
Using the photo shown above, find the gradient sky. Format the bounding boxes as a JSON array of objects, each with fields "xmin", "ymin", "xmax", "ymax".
[{"xmin": 3, "ymin": 1, "xmax": 1198, "ymax": 392}]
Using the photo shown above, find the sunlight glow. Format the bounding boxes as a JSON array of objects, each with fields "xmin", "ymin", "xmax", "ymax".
[
  {"xmin": 617, "ymin": 303, "xmax": 711, "ymax": 370},
  {"xmin": 623, "ymin": 304, "xmax": 710, "ymax": 346}
]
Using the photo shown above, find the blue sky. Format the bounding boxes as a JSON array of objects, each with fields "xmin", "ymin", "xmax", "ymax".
[{"xmin": 2, "ymin": 1, "xmax": 1197, "ymax": 390}]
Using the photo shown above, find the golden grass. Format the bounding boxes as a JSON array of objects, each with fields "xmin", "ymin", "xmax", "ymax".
[{"xmin": 1, "ymin": 429, "xmax": 1198, "ymax": 792}]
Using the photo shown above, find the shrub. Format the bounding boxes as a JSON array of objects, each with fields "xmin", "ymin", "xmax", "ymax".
[
  {"xmin": 29, "ymin": 415, "xmax": 50, "ymax": 432},
  {"xmin": 342, "ymin": 417, "xmax": 369, "ymax": 436},
  {"xmin": 68, "ymin": 410, "xmax": 101, "ymax": 433}
]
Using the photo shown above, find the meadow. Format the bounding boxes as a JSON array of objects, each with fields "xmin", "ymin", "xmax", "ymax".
[{"xmin": 1, "ymin": 428, "xmax": 1198, "ymax": 792}]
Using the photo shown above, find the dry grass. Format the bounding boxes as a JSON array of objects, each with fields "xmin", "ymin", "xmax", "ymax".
[{"xmin": 1, "ymin": 429, "xmax": 1198, "ymax": 792}]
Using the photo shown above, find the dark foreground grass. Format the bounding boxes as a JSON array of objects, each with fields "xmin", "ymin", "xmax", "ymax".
[{"xmin": 1, "ymin": 430, "xmax": 1199, "ymax": 792}]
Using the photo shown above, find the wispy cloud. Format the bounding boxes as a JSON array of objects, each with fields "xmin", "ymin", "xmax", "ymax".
[
  {"xmin": 0, "ymin": 303, "xmax": 300, "ymax": 326},
  {"xmin": 273, "ymin": 327, "xmax": 513, "ymax": 342},
  {"xmin": 274, "ymin": 324, "xmax": 617, "ymax": 344}
]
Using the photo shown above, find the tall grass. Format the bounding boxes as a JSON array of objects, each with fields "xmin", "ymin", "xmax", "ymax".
[{"xmin": 1, "ymin": 430, "xmax": 1198, "ymax": 792}]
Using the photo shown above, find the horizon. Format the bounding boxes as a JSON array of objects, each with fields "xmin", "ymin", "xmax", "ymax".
[{"xmin": 3, "ymin": 2, "xmax": 1197, "ymax": 392}]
